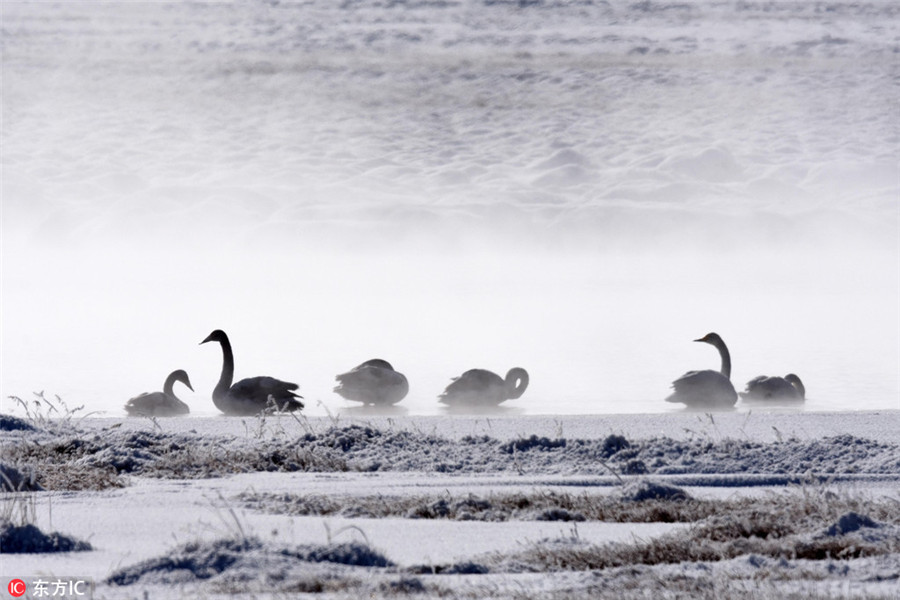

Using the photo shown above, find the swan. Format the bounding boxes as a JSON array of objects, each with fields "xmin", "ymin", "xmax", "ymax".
[
  {"xmin": 438, "ymin": 367, "xmax": 529, "ymax": 407},
  {"xmin": 124, "ymin": 370, "xmax": 193, "ymax": 417},
  {"xmin": 333, "ymin": 359, "xmax": 409, "ymax": 406},
  {"xmin": 200, "ymin": 329, "xmax": 303, "ymax": 416},
  {"xmin": 665, "ymin": 333, "xmax": 737, "ymax": 408},
  {"xmin": 740, "ymin": 373, "xmax": 805, "ymax": 402}
]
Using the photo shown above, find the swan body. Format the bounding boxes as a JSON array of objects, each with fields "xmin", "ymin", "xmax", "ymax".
[
  {"xmin": 740, "ymin": 373, "xmax": 805, "ymax": 402},
  {"xmin": 439, "ymin": 367, "xmax": 529, "ymax": 407},
  {"xmin": 334, "ymin": 359, "xmax": 409, "ymax": 406},
  {"xmin": 200, "ymin": 329, "xmax": 303, "ymax": 416},
  {"xmin": 665, "ymin": 333, "xmax": 737, "ymax": 408},
  {"xmin": 125, "ymin": 369, "xmax": 193, "ymax": 417}
]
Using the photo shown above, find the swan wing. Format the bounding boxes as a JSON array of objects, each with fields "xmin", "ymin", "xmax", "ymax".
[
  {"xmin": 228, "ymin": 376, "xmax": 304, "ymax": 413},
  {"xmin": 125, "ymin": 391, "xmax": 189, "ymax": 417},
  {"xmin": 232, "ymin": 376, "xmax": 299, "ymax": 397},
  {"xmin": 439, "ymin": 369, "xmax": 505, "ymax": 405},
  {"xmin": 667, "ymin": 369, "xmax": 737, "ymax": 407},
  {"xmin": 740, "ymin": 375, "xmax": 800, "ymax": 401},
  {"xmin": 335, "ymin": 365, "xmax": 408, "ymax": 404},
  {"xmin": 354, "ymin": 358, "xmax": 394, "ymax": 371}
]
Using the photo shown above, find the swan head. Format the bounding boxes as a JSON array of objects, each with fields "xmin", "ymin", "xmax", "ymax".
[
  {"xmin": 784, "ymin": 373, "xmax": 806, "ymax": 398},
  {"xmin": 201, "ymin": 329, "xmax": 228, "ymax": 345},
  {"xmin": 693, "ymin": 332, "xmax": 724, "ymax": 346},
  {"xmin": 504, "ymin": 367, "xmax": 529, "ymax": 400},
  {"xmin": 172, "ymin": 369, "xmax": 194, "ymax": 392}
]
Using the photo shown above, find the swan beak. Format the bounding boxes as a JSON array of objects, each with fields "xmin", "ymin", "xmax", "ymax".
[
  {"xmin": 200, "ymin": 334, "xmax": 213, "ymax": 345},
  {"xmin": 693, "ymin": 335, "xmax": 710, "ymax": 343}
]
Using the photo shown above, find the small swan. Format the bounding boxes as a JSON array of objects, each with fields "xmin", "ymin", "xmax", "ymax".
[
  {"xmin": 200, "ymin": 329, "xmax": 303, "ymax": 416},
  {"xmin": 334, "ymin": 359, "xmax": 409, "ymax": 406},
  {"xmin": 439, "ymin": 367, "xmax": 529, "ymax": 407},
  {"xmin": 125, "ymin": 369, "xmax": 193, "ymax": 417},
  {"xmin": 665, "ymin": 332, "xmax": 738, "ymax": 408},
  {"xmin": 740, "ymin": 373, "xmax": 805, "ymax": 403}
]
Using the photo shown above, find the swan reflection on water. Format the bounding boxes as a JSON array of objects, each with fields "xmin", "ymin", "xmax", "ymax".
[
  {"xmin": 440, "ymin": 403, "xmax": 526, "ymax": 416},
  {"xmin": 339, "ymin": 403, "xmax": 410, "ymax": 417}
]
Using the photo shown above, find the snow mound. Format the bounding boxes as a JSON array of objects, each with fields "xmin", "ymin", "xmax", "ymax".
[
  {"xmin": 107, "ymin": 537, "xmax": 393, "ymax": 586},
  {"xmin": 825, "ymin": 512, "xmax": 881, "ymax": 537},
  {"xmin": 0, "ymin": 521, "xmax": 92, "ymax": 553},
  {"xmin": 0, "ymin": 414, "xmax": 35, "ymax": 432},
  {"xmin": 621, "ymin": 481, "xmax": 690, "ymax": 502}
]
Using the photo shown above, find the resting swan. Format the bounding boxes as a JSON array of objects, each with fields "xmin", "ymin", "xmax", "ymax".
[
  {"xmin": 439, "ymin": 367, "xmax": 529, "ymax": 407},
  {"xmin": 334, "ymin": 359, "xmax": 409, "ymax": 406},
  {"xmin": 125, "ymin": 369, "xmax": 193, "ymax": 417},
  {"xmin": 665, "ymin": 333, "xmax": 737, "ymax": 408},
  {"xmin": 740, "ymin": 373, "xmax": 805, "ymax": 402},
  {"xmin": 200, "ymin": 329, "xmax": 303, "ymax": 416}
]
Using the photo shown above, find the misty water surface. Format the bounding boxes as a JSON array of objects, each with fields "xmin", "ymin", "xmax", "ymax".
[{"xmin": 2, "ymin": 0, "xmax": 897, "ymax": 416}]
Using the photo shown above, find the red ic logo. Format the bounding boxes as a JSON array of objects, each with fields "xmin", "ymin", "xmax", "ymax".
[{"xmin": 7, "ymin": 579, "xmax": 26, "ymax": 598}]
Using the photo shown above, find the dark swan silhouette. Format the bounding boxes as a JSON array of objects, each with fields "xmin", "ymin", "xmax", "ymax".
[
  {"xmin": 200, "ymin": 329, "xmax": 303, "ymax": 416},
  {"xmin": 665, "ymin": 332, "xmax": 738, "ymax": 408},
  {"xmin": 438, "ymin": 367, "xmax": 529, "ymax": 407},
  {"xmin": 740, "ymin": 373, "xmax": 805, "ymax": 403},
  {"xmin": 334, "ymin": 359, "xmax": 409, "ymax": 406},
  {"xmin": 125, "ymin": 369, "xmax": 193, "ymax": 417}
]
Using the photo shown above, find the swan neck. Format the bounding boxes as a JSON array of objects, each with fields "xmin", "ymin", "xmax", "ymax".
[
  {"xmin": 715, "ymin": 340, "xmax": 732, "ymax": 379},
  {"xmin": 505, "ymin": 368, "xmax": 529, "ymax": 400},
  {"xmin": 162, "ymin": 372, "xmax": 178, "ymax": 397},
  {"xmin": 214, "ymin": 337, "xmax": 235, "ymax": 400}
]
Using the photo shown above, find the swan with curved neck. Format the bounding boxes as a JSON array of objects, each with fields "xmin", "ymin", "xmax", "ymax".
[
  {"xmin": 665, "ymin": 332, "xmax": 737, "ymax": 408},
  {"xmin": 200, "ymin": 329, "xmax": 303, "ymax": 416},
  {"xmin": 439, "ymin": 367, "xmax": 529, "ymax": 407},
  {"xmin": 741, "ymin": 373, "xmax": 806, "ymax": 402},
  {"xmin": 334, "ymin": 359, "xmax": 409, "ymax": 406},
  {"xmin": 125, "ymin": 369, "xmax": 193, "ymax": 416}
]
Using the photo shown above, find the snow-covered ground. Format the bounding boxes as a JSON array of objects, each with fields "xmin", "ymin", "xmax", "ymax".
[{"xmin": 2, "ymin": 411, "xmax": 899, "ymax": 598}]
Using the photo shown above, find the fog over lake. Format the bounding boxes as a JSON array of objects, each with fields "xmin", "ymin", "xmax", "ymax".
[{"xmin": 2, "ymin": 0, "xmax": 897, "ymax": 416}]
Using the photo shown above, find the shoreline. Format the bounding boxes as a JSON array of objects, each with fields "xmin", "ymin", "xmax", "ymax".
[{"xmin": 62, "ymin": 409, "xmax": 900, "ymax": 444}]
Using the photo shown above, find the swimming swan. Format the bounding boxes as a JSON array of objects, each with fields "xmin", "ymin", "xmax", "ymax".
[
  {"xmin": 740, "ymin": 373, "xmax": 805, "ymax": 402},
  {"xmin": 200, "ymin": 329, "xmax": 303, "ymax": 416},
  {"xmin": 438, "ymin": 367, "xmax": 529, "ymax": 407},
  {"xmin": 124, "ymin": 369, "xmax": 193, "ymax": 417},
  {"xmin": 665, "ymin": 333, "xmax": 737, "ymax": 408},
  {"xmin": 334, "ymin": 359, "xmax": 409, "ymax": 406}
]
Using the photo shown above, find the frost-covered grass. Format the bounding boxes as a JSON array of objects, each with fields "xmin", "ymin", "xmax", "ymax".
[
  {"xmin": 2, "ymin": 409, "xmax": 898, "ymax": 598},
  {"xmin": 4, "ymin": 420, "xmax": 899, "ymax": 493},
  {"xmin": 239, "ymin": 484, "xmax": 711, "ymax": 523},
  {"xmin": 7, "ymin": 392, "xmax": 96, "ymax": 434},
  {"xmin": 237, "ymin": 485, "xmax": 900, "ymax": 541}
]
